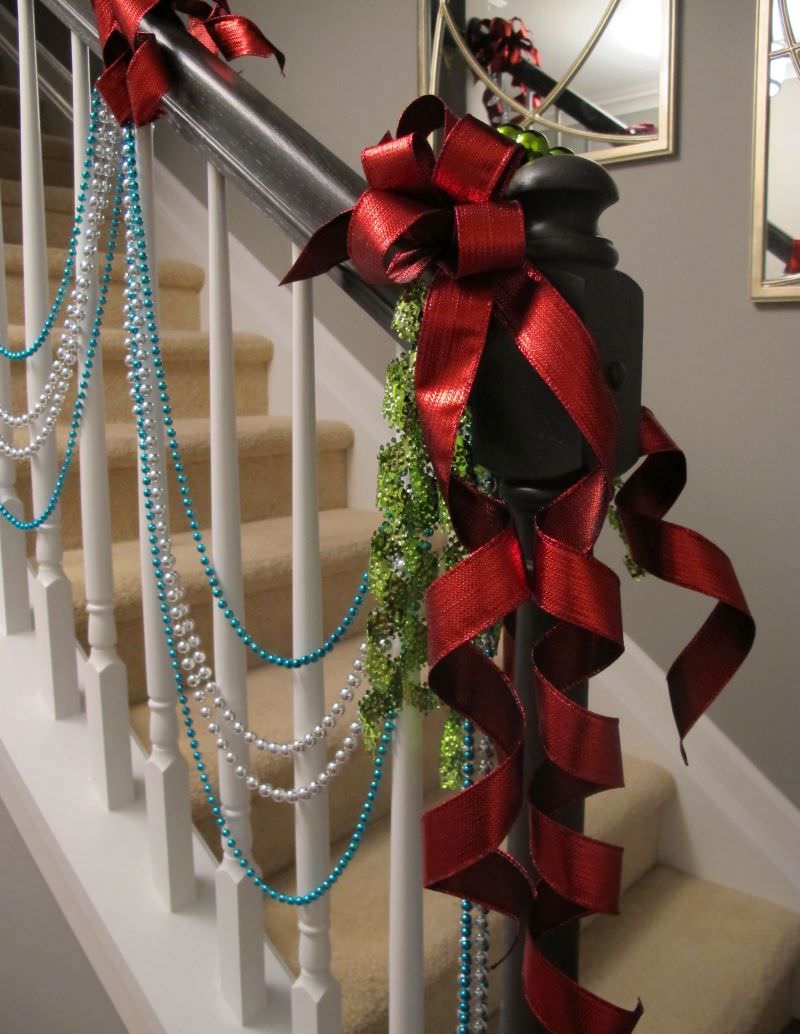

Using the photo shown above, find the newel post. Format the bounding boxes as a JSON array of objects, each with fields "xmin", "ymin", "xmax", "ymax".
[{"xmin": 468, "ymin": 154, "xmax": 644, "ymax": 1033}]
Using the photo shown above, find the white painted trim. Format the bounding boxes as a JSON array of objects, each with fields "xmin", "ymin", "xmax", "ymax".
[
  {"xmin": 152, "ymin": 162, "xmax": 386, "ymax": 512},
  {"xmin": 592, "ymin": 637, "xmax": 800, "ymax": 914},
  {"xmin": 0, "ymin": 621, "xmax": 293, "ymax": 1034}
]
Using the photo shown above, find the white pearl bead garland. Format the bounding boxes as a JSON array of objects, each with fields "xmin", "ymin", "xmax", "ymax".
[
  {"xmin": 123, "ymin": 191, "xmax": 367, "ymax": 803},
  {"xmin": 0, "ymin": 107, "xmax": 118, "ymax": 456}
]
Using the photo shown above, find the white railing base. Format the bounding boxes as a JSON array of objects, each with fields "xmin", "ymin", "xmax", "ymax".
[
  {"xmin": 0, "ymin": 497, "xmax": 31, "ymax": 636},
  {"xmin": 30, "ymin": 570, "xmax": 80, "ymax": 719},
  {"xmin": 291, "ymin": 973, "xmax": 342, "ymax": 1034},
  {"xmin": 215, "ymin": 862, "xmax": 269, "ymax": 1024},
  {"xmin": 84, "ymin": 657, "xmax": 134, "ymax": 811},
  {"xmin": 144, "ymin": 751, "xmax": 197, "ymax": 913},
  {"xmin": 0, "ymin": 626, "xmax": 293, "ymax": 1034}
]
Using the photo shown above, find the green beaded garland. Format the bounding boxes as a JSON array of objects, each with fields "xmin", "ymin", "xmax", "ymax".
[{"xmin": 607, "ymin": 477, "xmax": 646, "ymax": 580}]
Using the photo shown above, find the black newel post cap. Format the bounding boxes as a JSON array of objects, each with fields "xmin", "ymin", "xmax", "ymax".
[{"xmin": 470, "ymin": 153, "xmax": 643, "ymax": 483}]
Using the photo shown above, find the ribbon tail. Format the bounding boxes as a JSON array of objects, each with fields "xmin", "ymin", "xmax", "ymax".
[
  {"xmin": 97, "ymin": 54, "xmax": 134, "ymax": 125},
  {"xmin": 126, "ymin": 36, "xmax": 170, "ymax": 126},
  {"xmin": 280, "ymin": 211, "xmax": 352, "ymax": 285},
  {"xmin": 616, "ymin": 408, "xmax": 755, "ymax": 756},
  {"xmin": 199, "ymin": 14, "xmax": 286, "ymax": 71}
]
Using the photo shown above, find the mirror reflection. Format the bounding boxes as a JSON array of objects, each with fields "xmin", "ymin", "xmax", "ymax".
[
  {"xmin": 754, "ymin": 0, "xmax": 800, "ymax": 297},
  {"xmin": 425, "ymin": 0, "xmax": 675, "ymax": 164}
]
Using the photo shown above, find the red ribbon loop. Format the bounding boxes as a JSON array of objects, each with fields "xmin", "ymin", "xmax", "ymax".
[
  {"xmin": 282, "ymin": 97, "xmax": 754, "ymax": 1033},
  {"xmin": 91, "ymin": 0, "xmax": 284, "ymax": 126}
]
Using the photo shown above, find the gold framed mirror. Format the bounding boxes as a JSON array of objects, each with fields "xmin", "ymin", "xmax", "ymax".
[
  {"xmin": 751, "ymin": 0, "xmax": 800, "ymax": 301},
  {"xmin": 418, "ymin": 0, "xmax": 677, "ymax": 166}
]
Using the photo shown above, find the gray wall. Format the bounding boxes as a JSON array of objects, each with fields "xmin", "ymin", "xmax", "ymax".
[
  {"xmin": 0, "ymin": 797, "xmax": 127, "ymax": 1034},
  {"xmin": 156, "ymin": 2, "xmax": 800, "ymax": 807}
]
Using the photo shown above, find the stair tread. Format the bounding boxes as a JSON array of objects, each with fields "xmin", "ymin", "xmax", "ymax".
[
  {"xmin": 262, "ymin": 783, "xmax": 459, "ymax": 1034},
  {"xmin": 1, "ymin": 177, "xmax": 74, "ymax": 212},
  {"xmin": 259, "ymin": 755, "xmax": 678, "ymax": 1033},
  {"xmin": 586, "ymin": 754, "xmax": 675, "ymax": 897},
  {"xmin": 581, "ymin": 864, "xmax": 800, "ymax": 1033},
  {"xmin": 0, "ymin": 124, "xmax": 72, "ymax": 160},
  {"xmin": 264, "ymin": 822, "xmax": 800, "ymax": 1034},
  {"xmin": 64, "ymin": 508, "xmax": 379, "ymax": 619},
  {"xmin": 3, "ymin": 241, "xmax": 205, "ymax": 291},
  {"xmin": 35, "ymin": 414, "xmax": 354, "ymax": 468},
  {"xmin": 4, "ymin": 325, "xmax": 273, "ymax": 363}
]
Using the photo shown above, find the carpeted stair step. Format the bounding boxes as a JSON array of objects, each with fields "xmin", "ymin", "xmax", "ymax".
[
  {"xmin": 5, "ymin": 326, "xmax": 273, "ymax": 423},
  {"xmin": 0, "ymin": 126, "xmax": 73, "ymax": 188},
  {"xmin": 17, "ymin": 414, "xmax": 352, "ymax": 551},
  {"xmin": 0, "ymin": 84, "xmax": 20, "ymax": 127},
  {"xmin": 64, "ymin": 507, "xmax": 378, "ymax": 705},
  {"xmin": 584, "ymin": 754, "xmax": 675, "ymax": 906},
  {"xmin": 130, "ymin": 649, "xmax": 448, "ymax": 879},
  {"xmin": 261, "ymin": 754, "xmax": 677, "ymax": 1034},
  {"xmin": 0, "ymin": 84, "xmax": 68, "ymax": 136},
  {"xmin": 1, "ymin": 178, "xmax": 76, "ymax": 247},
  {"xmin": 581, "ymin": 864, "xmax": 800, "ymax": 1033},
  {"xmin": 4, "ymin": 243, "xmax": 204, "ymax": 329}
]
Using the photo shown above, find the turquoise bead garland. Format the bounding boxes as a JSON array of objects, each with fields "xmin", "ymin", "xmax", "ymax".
[
  {"xmin": 456, "ymin": 720, "xmax": 491, "ymax": 1034},
  {"xmin": 0, "ymin": 153, "xmax": 122, "ymax": 530},
  {"xmin": 112, "ymin": 165, "xmax": 368, "ymax": 667},
  {"xmin": 1, "ymin": 91, "xmax": 104, "ymax": 362},
  {"xmin": 122, "ymin": 125, "xmax": 390, "ymax": 903}
]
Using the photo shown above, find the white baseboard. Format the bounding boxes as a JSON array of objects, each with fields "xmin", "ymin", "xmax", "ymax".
[
  {"xmin": 152, "ymin": 162, "xmax": 386, "ymax": 512},
  {"xmin": 593, "ymin": 638, "xmax": 800, "ymax": 914}
]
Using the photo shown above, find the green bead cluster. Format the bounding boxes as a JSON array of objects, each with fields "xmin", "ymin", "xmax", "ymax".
[
  {"xmin": 361, "ymin": 287, "xmax": 471, "ymax": 749},
  {"xmin": 607, "ymin": 477, "xmax": 646, "ymax": 580},
  {"xmin": 497, "ymin": 123, "xmax": 574, "ymax": 161}
]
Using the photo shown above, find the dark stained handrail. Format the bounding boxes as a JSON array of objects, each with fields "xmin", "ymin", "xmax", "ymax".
[{"xmin": 36, "ymin": 0, "xmax": 396, "ymax": 329}]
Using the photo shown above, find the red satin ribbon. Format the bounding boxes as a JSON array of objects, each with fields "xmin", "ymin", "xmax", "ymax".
[
  {"xmin": 91, "ymin": 0, "xmax": 284, "ymax": 126},
  {"xmin": 786, "ymin": 239, "xmax": 800, "ymax": 275},
  {"xmin": 282, "ymin": 96, "xmax": 754, "ymax": 1033}
]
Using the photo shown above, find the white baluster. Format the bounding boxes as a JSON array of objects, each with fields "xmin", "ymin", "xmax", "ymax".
[
  {"xmin": 389, "ymin": 703, "xmax": 425, "ymax": 1034},
  {"xmin": 18, "ymin": 0, "xmax": 79, "ymax": 717},
  {"xmin": 71, "ymin": 37, "xmax": 133, "ymax": 810},
  {"xmin": 136, "ymin": 124, "xmax": 195, "ymax": 909},
  {"xmin": 207, "ymin": 164, "xmax": 266, "ymax": 1023},
  {"xmin": 290, "ymin": 246, "xmax": 342, "ymax": 1034},
  {"xmin": 0, "ymin": 183, "xmax": 32, "ymax": 636}
]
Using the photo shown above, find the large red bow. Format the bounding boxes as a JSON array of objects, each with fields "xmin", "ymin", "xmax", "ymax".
[
  {"xmin": 466, "ymin": 15, "xmax": 542, "ymax": 124},
  {"xmin": 91, "ymin": 0, "xmax": 284, "ymax": 126},
  {"xmin": 283, "ymin": 96, "xmax": 754, "ymax": 1033}
]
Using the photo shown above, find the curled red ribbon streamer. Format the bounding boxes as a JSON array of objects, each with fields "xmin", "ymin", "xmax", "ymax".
[
  {"xmin": 282, "ymin": 96, "xmax": 754, "ymax": 1033},
  {"xmin": 91, "ymin": 0, "xmax": 284, "ymax": 126}
]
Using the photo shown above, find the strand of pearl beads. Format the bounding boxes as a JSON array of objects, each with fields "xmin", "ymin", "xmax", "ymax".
[
  {"xmin": 122, "ymin": 123, "xmax": 393, "ymax": 903},
  {"xmin": 0, "ymin": 102, "xmax": 118, "ymax": 454},
  {"xmin": 121, "ymin": 202, "xmax": 365, "ymax": 799},
  {"xmin": 204, "ymin": 646, "xmax": 368, "ymax": 803}
]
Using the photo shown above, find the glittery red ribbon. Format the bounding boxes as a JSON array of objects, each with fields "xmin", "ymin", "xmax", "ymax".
[
  {"xmin": 466, "ymin": 16, "xmax": 541, "ymax": 123},
  {"xmin": 91, "ymin": 0, "xmax": 284, "ymax": 126},
  {"xmin": 282, "ymin": 96, "xmax": 754, "ymax": 1033}
]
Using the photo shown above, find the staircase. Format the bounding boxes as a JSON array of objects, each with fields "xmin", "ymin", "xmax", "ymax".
[{"xmin": 2, "ymin": 78, "xmax": 800, "ymax": 1034}]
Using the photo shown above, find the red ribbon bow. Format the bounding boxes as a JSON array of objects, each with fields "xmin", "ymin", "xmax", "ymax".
[
  {"xmin": 92, "ymin": 0, "xmax": 285, "ymax": 126},
  {"xmin": 466, "ymin": 16, "xmax": 542, "ymax": 124},
  {"xmin": 283, "ymin": 96, "xmax": 754, "ymax": 1033}
]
